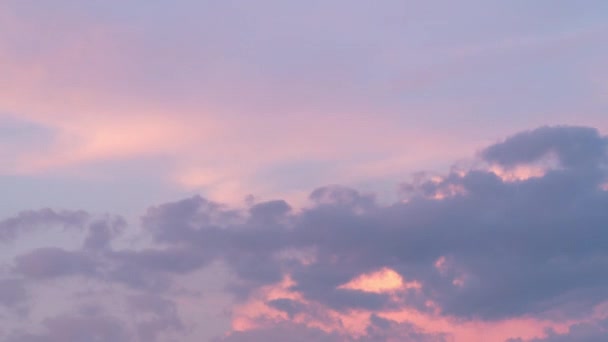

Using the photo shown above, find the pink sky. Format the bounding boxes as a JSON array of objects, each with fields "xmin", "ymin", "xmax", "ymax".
[{"xmin": 1, "ymin": 1, "xmax": 608, "ymax": 341}]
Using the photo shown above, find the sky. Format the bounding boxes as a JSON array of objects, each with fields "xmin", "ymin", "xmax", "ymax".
[{"xmin": 1, "ymin": 1, "xmax": 608, "ymax": 341}]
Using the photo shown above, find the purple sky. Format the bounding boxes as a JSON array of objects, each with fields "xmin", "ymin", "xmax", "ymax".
[{"xmin": 1, "ymin": 1, "xmax": 608, "ymax": 341}]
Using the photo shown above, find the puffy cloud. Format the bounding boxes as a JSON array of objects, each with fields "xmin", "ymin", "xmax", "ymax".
[
  {"xmin": 481, "ymin": 126, "xmax": 607, "ymax": 169},
  {"xmin": 83, "ymin": 216, "xmax": 126, "ymax": 250},
  {"xmin": 248, "ymin": 200, "xmax": 292, "ymax": 225},
  {"xmin": 130, "ymin": 125, "xmax": 608, "ymax": 331},
  {"xmin": 127, "ymin": 294, "xmax": 184, "ymax": 341},
  {"xmin": 364, "ymin": 314, "xmax": 448, "ymax": 342},
  {"xmin": 267, "ymin": 298, "xmax": 306, "ymax": 319},
  {"xmin": 105, "ymin": 247, "xmax": 210, "ymax": 292},
  {"xmin": 1, "ymin": 125, "xmax": 608, "ymax": 341},
  {"xmin": 0, "ymin": 209, "xmax": 88, "ymax": 241},
  {"xmin": 14, "ymin": 247, "xmax": 97, "ymax": 279},
  {"xmin": 0, "ymin": 208, "xmax": 125, "ymax": 253}
]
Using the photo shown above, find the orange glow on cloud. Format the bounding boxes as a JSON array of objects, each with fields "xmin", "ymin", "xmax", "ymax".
[
  {"xmin": 338, "ymin": 267, "xmax": 420, "ymax": 293},
  {"xmin": 227, "ymin": 271, "xmax": 577, "ymax": 342},
  {"xmin": 230, "ymin": 275, "xmax": 373, "ymax": 337},
  {"xmin": 231, "ymin": 276, "xmax": 302, "ymax": 331},
  {"xmin": 490, "ymin": 165, "xmax": 547, "ymax": 182},
  {"xmin": 434, "ymin": 256, "xmax": 448, "ymax": 273},
  {"xmin": 432, "ymin": 183, "xmax": 467, "ymax": 200},
  {"xmin": 380, "ymin": 309, "xmax": 571, "ymax": 342}
]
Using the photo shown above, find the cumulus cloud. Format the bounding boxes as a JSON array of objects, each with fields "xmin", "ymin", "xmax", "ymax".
[
  {"xmin": 127, "ymin": 294, "xmax": 184, "ymax": 341},
  {"xmin": 14, "ymin": 247, "xmax": 98, "ymax": 279},
  {"xmin": 1, "ymin": 125, "xmax": 607, "ymax": 341},
  {"xmin": 0, "ymin": 209, "xmax": 89, "ymax": 242},
  {"xmin": 136, "ymin": 127, "xmax": 608, "ymax": 320},
  {"xmin": 481, "ymin": 126, "xmax": 607, "ymax": 169},
  {"xmin": 83, "ymin": 216, "xmax": 126, "ymax": 250}
]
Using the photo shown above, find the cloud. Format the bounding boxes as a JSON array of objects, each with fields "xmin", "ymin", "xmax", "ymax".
[
  {"xmin": 127, "ymin": 294, "xmax": 184, "ymax": 341},
  {"xmin": 508, "ymin": 318, "xmax": 608, "ymax": 342},
  {"xmin": 14, "ymin": 247, "xmax": 97, "ymax": 279},
  {"xmin": 364, "ymin": 314, "xmax": 448, "ymax": 342},
  {"xmin": 6, "ymin": 312, "xmax": 131, "ymax": 342},
  {"xmin": 0, "ymin": 278, "xmax": 27, "ymax": 308},
  {"xmin": 215, "ymin": 322, "xmax": 343, "ymax": 342},
  {"xmin": 130, "ymin": 125, "xmax": 608, "ymax": 333},
  {"xmin": 0, "ymin": 208, "xmax": 89, "ymax": 241},
  {"xmin": 1, "ymin": 125, "xmax": 607, "ymax": 340},
  {"xmin": 7, "ymin": 0, "xmax": 606, "ymax": 208},
  {"xmin": 267, "ymin": 298, "xmax": 306, "ymax": 319},
  {"xmin": 83, "ymin": 216, "xmax": 126, "ymax": 250},
  {"xmin": 481, "ymin": 125, "xmax": 607, "ymax": 169},
  {"xmin": 216, "ymin": 315, "xmax": 446, "ymax": 342},
  {"xmin": 105, "ymin": 247, "xmax": 210, "ymax": 292}
]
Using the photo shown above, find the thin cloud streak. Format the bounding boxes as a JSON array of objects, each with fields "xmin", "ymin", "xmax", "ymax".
[{"xmin": 2, "ymin": 1, "xmax": 607, "ymax": 206}]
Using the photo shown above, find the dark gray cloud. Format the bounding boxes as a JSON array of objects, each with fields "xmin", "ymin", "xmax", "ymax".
[
  {"xmin": 481, "ymin": 126, "xmax": 607, "ymax": 169},
  {"xmin": 83, "ymin": 216, "xmax": 126, "ymax": 250},
  {"xmin": 127, "ymin": 294, "xmax": 184, "ymax": 341},
  {"xmin": 3, "ymin": 297, "xmax": 181, "ymax": 342},
  {"xmin": 2, "ymin": 125, "xmax": 608, "ymax": 341},
  {"xmin": 309, "ymin": 185, "xmax": 376, "ymax": 209},
  {"xmin": 0, "ymin": 208, "xmax": 125, "ymax": 257},
  {"xmin": 363, "ymin": 314, "xmax": 447, "ymax": 342},
  {"xmin": 248, "ymin": 200, "xmax": 291, "ymax": 224},
  {"xmin": 6, "ymin": 313, "xmax": 131, "ymax": 342},
  {"xmin": 14, "ymin": 247, "xmax": 97, "ymax": 279},
  {"xmin": 289, "ymin": 269, "xmax": 394, "ymax": 311},
  {"xmin": 214, "ymin": 322, "xmax": 343, "ymax": 342},
  {"xmin": 508, "ymin": 318, "xmax": 608, "ymax": 342},
  {"xmin": 132, "ymin": 125, "xmax": 608, "ymax": 321},
  {"xmin": 267, "ymin": 298, "xmax": 306, "ymax": 319},
  {"xmin": 0, "ymin": 209, "xmax": 89, "ymax": 241},
  {"xmin": 142, "ymin": 195, "xmax": 239, "ymax": 245},
  {"xmin": 104, "ymin": 247, "xmax": 211, "ymax": 292}
]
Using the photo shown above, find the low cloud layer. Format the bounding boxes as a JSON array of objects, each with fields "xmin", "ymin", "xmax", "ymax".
[{"xmin": 1, "ymin": 126, "xmax": 607, "ymax": 341}]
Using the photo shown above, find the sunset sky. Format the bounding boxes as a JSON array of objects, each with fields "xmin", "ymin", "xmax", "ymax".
[{"xmin": 1, "ymin": 1, "xmax": 608, "ymax": 341}]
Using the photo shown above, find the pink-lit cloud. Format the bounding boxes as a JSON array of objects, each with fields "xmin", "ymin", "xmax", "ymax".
[
  {"xmin": 2, "ymin": 1, "xmax": 608, "ymax": 341},
  {"xmin": 2, "ymin": 1, "xmax": 607, "ymax": 208}
]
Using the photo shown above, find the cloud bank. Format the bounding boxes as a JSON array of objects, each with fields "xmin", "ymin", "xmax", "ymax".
[{"xmin": 1, "ymin": 125, "xmax": 608, "ymax": 341}]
